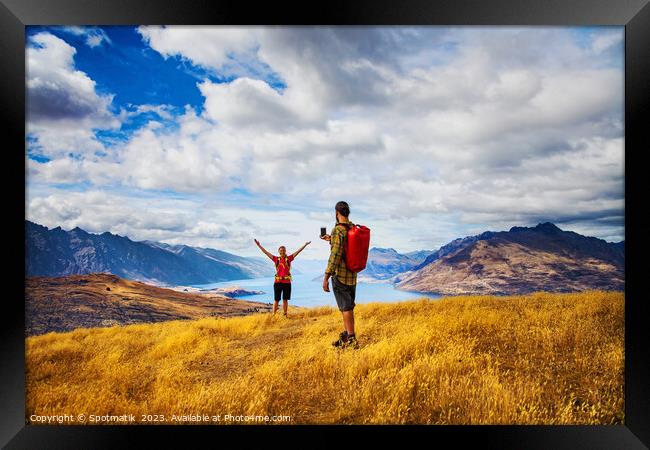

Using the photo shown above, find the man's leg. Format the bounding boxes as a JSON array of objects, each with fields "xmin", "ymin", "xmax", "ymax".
[
  {"xmin": 282, "ymin": 299, "xmax": 288, "ymax": 315},
  {"xmin": 273, "ymin": 301, "xmax": 279, "ymax": 315},
  {"xmin": 331, "ymin": 277, "xmax": 358, "ymax": 347},
  {"xmin": 341, "ymin": 281, "xmax": 355, "ymax": 335},
  {"xmin": 342, "ymin": 310, "xmax": 355, "ymax": 335}
]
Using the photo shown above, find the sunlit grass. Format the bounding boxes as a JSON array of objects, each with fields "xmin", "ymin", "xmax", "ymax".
[{"xmin": 26, "ymin": 290, "xmax": 624, "ymax": 424}]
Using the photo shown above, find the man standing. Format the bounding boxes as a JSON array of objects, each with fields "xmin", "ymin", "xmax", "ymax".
[{"xmin": 321, "ymin": 201, "xmax": 359, "ymax": 349}]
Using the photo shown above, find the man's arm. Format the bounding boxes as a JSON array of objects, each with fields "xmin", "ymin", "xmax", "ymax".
[
  {"xmin": 291, "ymin": 241, "xmax": 311, "ymax": 259},
  {"xmin": 254, "ymin": 239, "xmax": 275, "ymax": 260}
]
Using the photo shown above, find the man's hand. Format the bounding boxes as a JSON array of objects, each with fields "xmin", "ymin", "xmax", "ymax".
[
  {"xmin": 320, "ymin": 234, "xmax": 331, "ymax": 242},
  {"xmin": 305, "ymin": 241, "xmax": 311, "ymax": 246},
  {"xmin": 322, "ymin": 275, "xmax": 330, "ymax": 292},
  {"xmin": 254, "ymin": 238, "xmax": 260, "ymax": 246}
]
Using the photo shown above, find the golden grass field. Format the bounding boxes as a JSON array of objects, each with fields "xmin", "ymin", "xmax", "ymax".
[{"xmin": 26, "ymin": 290, "xmax": 624, "ymax": 425}]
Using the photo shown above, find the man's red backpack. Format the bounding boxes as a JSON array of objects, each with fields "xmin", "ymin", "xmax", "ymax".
[{"xmin": 338, "ymin": 223, "xmax": 371, "ymax": 273}]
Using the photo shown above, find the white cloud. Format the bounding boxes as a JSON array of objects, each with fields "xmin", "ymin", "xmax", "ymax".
[
  {"xmin": 117, "ymin": 122, "xmax": 227, "ymax": 192},
  {"xmin": 62, "ymin": 26, "xmax": 113, "ymax": 48},
  {"xmin": 198, "ymin": 77, "xmax": 315, "ymax": 130},
  {"xmin": 591, "ymin": 30, "xmax": 623, "ymax": 54},
  {"xmin": 27, "ymin": 155, "xmax": 123, "ymax": 186},
  {"xmin": 138, "ymin": 26, "xmax": 257, "ymax": 69},
  {"xmin": 27, "ymin": 32, "xmax": 117, "ymax": 129},
  {"xmin": 26, "ymin": 26, "xmax": 625, "ymax": 252},
  {"xmin": 120, "ymin": 103, "xmax": 176, "ymax": 121},
  {"xmin": 26, "ymin": 188, "xmax": 328, "ymax": 256},
  {"xmin": 26, "ymin": 32, "xmax": 119, "ymax": 163}
]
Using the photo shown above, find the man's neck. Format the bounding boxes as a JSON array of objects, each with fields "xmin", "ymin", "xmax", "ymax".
[{"xmin": 338, "ymin": 217, "xmax": 349, "ymax": 224}]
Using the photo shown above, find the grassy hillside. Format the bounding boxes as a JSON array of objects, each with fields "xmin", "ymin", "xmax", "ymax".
[
  {"xmin": 26, "ymin": 291, "xmax": 624, "ymax": 425},
  {"xmin": 26, "ymin": 273, "xmax": 271, "ymax": 336}
]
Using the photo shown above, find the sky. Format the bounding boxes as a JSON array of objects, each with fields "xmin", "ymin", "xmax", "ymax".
[{"xmin": 25, "ymin": 25, "xmax": 625, "ymax": 259}]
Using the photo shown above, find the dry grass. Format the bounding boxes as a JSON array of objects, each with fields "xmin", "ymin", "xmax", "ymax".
[{"xmin": 26, "ymin": 290, "xmax": 624, "ymax": 425}]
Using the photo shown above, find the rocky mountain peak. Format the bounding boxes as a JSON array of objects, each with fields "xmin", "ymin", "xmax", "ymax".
[
  {"xmin": 535, "ymin": 222, "xmax": 562, "ymax": 233},
  {"xmin": 509, "ymin": 222, "xmax": 562, "ymax": 234},
  {"xmin": 396, "ymin": 222, "xmax": 624, "ymax": 296}
]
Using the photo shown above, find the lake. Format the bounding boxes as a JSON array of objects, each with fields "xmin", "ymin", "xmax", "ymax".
[{"xmin": 191, "ymin": 273, "xmax": 441, "ymax": 308}]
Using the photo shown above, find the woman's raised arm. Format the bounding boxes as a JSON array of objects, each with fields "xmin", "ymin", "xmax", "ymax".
[
  {"xmin": 291, "ymin": 241, "xmax": 311, "ymax": 258},
  {"xmin": 254, "ymin": 239, "xmax": 275, "ymax": 260}
]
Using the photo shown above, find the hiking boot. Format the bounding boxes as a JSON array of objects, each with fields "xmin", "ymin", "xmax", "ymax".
[
  {"xmin": 332, "ymin": 330, "xmax": 349, "ymax": 347},
  {"xmin": 345, "ymin": 335, "xmax": 359, "ymax": 349}
]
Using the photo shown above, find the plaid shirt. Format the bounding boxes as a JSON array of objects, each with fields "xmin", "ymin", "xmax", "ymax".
[{"xmin": 325, "ymin": 221, "xmax": 357, "ymax": 286}]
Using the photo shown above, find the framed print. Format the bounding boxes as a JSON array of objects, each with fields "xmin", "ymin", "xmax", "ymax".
[{"xmin": 2, "ymin": 0, "xmax": 649, "ymax": 448}]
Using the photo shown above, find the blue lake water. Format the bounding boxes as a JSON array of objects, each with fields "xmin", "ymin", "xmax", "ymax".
[{"xmin": 191, "ymin": 273, "xmax": 441, "ymax": 308}]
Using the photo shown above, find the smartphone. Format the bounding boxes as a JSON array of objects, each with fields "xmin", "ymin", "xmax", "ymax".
[{"xmin": 320, "ymin": 227, "xmax": 326, "ymax": 237}]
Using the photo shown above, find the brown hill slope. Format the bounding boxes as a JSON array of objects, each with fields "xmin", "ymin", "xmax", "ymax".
[
  {"xmin": 396, "ymin": 238, "xmax": 624, "ymax": 295},
  {"xmin": 25, "ymin": 273, "xmax": 272, "ymax": 336}
]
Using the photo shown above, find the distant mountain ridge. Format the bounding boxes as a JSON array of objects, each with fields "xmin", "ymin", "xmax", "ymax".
[
  {"xmin": 395, "ymin": 222, "xmax": 624, "ymax": 295},
  {"xmin": 411, "ymin": 231, "xmax": 497, "ymax": 271},
  {"xmin": 26, "ymin": 220, "xmax": 624, "ymax": 296},
  {"xmin": 25, "ymin": 221, "xmax": 274, "ymax": 286},
  {"xmin": 364, "ymin": 247, "xmax": 435, "ymax": 280}
]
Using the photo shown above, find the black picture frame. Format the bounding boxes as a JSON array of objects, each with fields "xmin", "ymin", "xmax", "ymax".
[{"xmin": 2, "ymin": 0, "xmax": 648, "ymax": 447}]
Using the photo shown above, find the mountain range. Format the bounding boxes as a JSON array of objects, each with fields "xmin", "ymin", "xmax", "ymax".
[
  {"xmin": 363, "ymin": 247, "xmax": 435, "ymax": 280},
  {"xmin": 25, "ymin": 221, "xmax": 274, "ymax": 286},
  {"xmin": 393, "ymin": 222, "xmax": 624, "ymax": 295},
  {"xmin": 26, "ymin": 220, "xmax": 625, "ymax": 295}
]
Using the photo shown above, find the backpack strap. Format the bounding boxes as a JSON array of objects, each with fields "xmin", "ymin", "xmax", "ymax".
[
  {"xmin": 274, "ymin": 255, "xmax": 292, "ymax": 281},
  {"xmin": 335, "ymin": 223, "xmax": 351, "ymax": 261},
  {"xmin": 275, "ymin": 255, "xmax": 290, "ymax": 267},
  {"xmin": 335, "ymin": 222, "xmax": 352, "ymax": 235}
]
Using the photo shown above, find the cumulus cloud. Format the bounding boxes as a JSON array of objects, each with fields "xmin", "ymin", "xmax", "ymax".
[
  {"xmin": 27, "ymin": 154, "xmax": 123, "ymax": 186},
  {"xmin": 26, "ymin": 188, "xmax": 325, "ymax": 256},
  {"xmin": 139, "ymin": 27, "xmax": 625, "ymax": 244},
  {"xmin": 27, "ymin": 32, "xmax": 117, "ymax": 129},
  {"xmin": 26, "ymin": 31, "xmax": 120, "ymax": 169},
  {"xmin": 138, "ymin": 26, "xmax": 256, "ymax": 68},
  {"xmin": 117, "ymin": 121, "xmax": 227, "ymax": 192},
  {"xmin": 137, "ymin": 25, "xmax": 279, "ymax": 83},
  {"xmin": 198, "ymin": 77, "xmax": 304, "ymax": 130},
  {"xmin": 26, "ymin": 26, "xmax": 625, "ymax": 252},
  {"xmin": 27, "ymin": 190, "xmax": 189, "ymax": 236}
]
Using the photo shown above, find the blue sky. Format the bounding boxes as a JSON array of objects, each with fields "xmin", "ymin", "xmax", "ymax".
[
  {"xmin": 28, "ymin": 26, "xmax": 205, "ymax": 111},
  {"xmin": 25, "ymin": 26, "xmax": 624, "ymax": 258}
]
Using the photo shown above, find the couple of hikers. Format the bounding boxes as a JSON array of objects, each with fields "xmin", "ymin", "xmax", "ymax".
[{"xmin": 254, "ymin": 201, "xmax": 359, "ymax": 349}]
